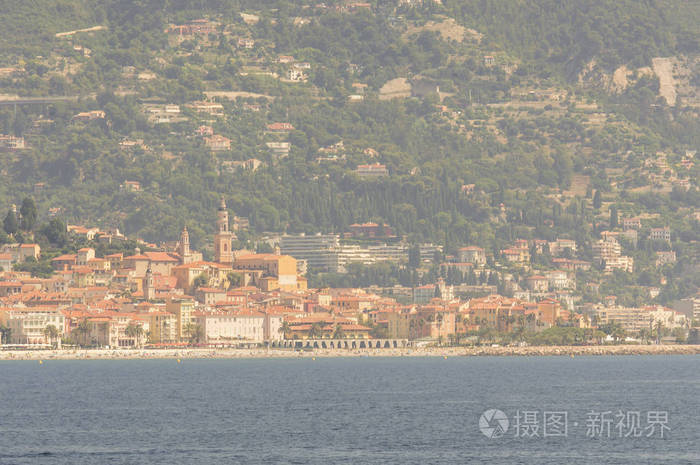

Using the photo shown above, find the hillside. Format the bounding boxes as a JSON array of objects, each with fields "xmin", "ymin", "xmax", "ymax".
[{"xmin": 0, "ymin": 0, "xmax": 698, "ymax": 304}]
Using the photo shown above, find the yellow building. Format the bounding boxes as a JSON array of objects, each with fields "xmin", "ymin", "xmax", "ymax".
[
  {"xmin": 166, "ymin": 299, "xmax": 196, "ymax": 341},
  {"xmin": 233, "ymin": 254, "xmax": 300, "ymax": 291},
  {"xmin": 149, "ymin": 311, "xmax": 178, "ymax": 343},
  {"xmin": 387, "ymin": 310, "xmax": 412, "ymax": 339},
  {"xmin": 172, "ymin": 261, "xmax": 232, "ymax": 292}
]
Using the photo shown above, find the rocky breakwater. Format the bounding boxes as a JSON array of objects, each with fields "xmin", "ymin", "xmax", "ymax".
[{"xmin": 460, "ymin": 344, "xmax": 700, "ymax": 357}]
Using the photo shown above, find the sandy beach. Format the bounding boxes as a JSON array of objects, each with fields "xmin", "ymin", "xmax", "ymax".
[{"xmin": 1, "ymin": 344, "xmax": 699, "ymax": 361}]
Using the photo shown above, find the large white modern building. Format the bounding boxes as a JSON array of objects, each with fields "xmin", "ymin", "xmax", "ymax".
[
  {"xmin": 280, "ymin": 234, "xmax": 341, "ymax": 271},
  {"xmin": 281, "ymin": 234, "xmax": 411, "ymax": 272}
]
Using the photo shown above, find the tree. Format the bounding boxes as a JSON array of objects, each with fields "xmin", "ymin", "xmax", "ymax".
[
  {"xmin": 279, "ymin": 321, "xmax": 291, "ymax": 340},
  {"xmin": 332, "ymin": 324, "xmax": 345, "ymax": 339},
  {"xmin": 19, "ymin": 197, "xmax": 37, "ymax": 231},
  {"xmin": 40, "ymin": 218, "xmax": 68, "ymax": 246},
  {"xmin": 125, "ymin": 323, "xmax": 144, "ymax": 348},
  {"xmin": 184, "ymin": 323, "xmax": 204, "ymax": 344},
  {"xmin": 3, "ymin": 209, "xmax": 18, "ymax": 235},
  {"xmin": 408, "ymin": 244, "xmax": 421, "ymax": 268},
  {"xmin": 308, "ymin": 322, "xmax": 323, "ymax": 339},
  {"xmin": 256, "ymin": 242, "xmax": 274, "ymax": 253},
  {"xmin": 43, "ymin": 324, "xmax": 59, "ymax": 348},
  {"xmin": 193, "ymin": 273, "xmax": 208, "ymax": 289},
  {"xmin": 638, "ymin": 328, "xmax": 651, "ymax": 344},
  {"xmin": 73, "ymin": 319, "xmax": 89, "ymax": 346},
  {"xmin": 227, "ymin": 272, "xmax": 243, "ymax": 288},
  {"xmin": 593, "ymin": 190, "xmax": 602, "ymax": 210},
  {"xmin": 609, "ymin": 205, "xmax": 618, "ymax": 229},
  {"xmin": 0, "ymin": 324, "xmax": 11, "ymax": 344}
]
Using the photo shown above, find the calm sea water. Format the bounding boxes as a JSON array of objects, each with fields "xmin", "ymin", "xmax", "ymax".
[{"xmin": 0, "ymin": 355, "xmax": 698, "ymax": 464}]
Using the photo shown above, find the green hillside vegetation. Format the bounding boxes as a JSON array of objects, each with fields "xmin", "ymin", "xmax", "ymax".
[
  {"xmin": 443, "ymin": 0, "xmax": 700, "ymax": 75},
  {"xmin": 0, "ymin": 0, "xmax": 698, "ymax": 304}
]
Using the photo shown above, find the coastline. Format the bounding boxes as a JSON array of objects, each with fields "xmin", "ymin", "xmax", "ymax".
[{"xmin": 1, "ymin": 344, "xmax": 699, "ymax": 360}]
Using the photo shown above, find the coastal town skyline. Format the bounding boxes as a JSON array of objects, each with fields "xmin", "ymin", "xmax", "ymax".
[
  {"xmin": 1, "ymin": 197, "xmax": 696, "ymax": 350},
  {"xmin": 1, "ymin": 1, "xmax": 699, "ymax": 463}
]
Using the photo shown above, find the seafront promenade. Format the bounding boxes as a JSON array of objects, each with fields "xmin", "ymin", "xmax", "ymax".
[{"xmin": 1, "ymin": 344, "xmax": 699, "ymax": 360}]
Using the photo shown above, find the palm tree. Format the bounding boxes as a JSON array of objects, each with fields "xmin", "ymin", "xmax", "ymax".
[
  {"xmin": 134, "ymin": 325, "xmax": 144, "ymax": 347},
  {"xmin": 183, "ymin": 323, "xmax": 194, "ymax": 344},
  {"xmin": 332, "ymin": 324, "xmax": 345, "ymax": 340},
  {"xmin": 189, "ymin": 324, "xmax": 204, "ymax": 344},
  {"xmin": 125, "ymin": 323, "xmax": 145, "ymax": 348},
  {"xmin": 308, "ymin": 322, "xmax": 323, "ymax": 339},
  {"xmin": 183, "ymin": 323, "xmax": 204, "ymax": 345},
  {"xmin": 0, "ymin": 325, "xmax": 11, "ymax": 345},
  {"xmin": 655, "ymin": 320, "xmax": 663, "ymax": 344},
  {"xmin": 161, "ymin": 320, "xmax": 170, "ymax": 344},
  {"xmin": 125, "ymin": 323, "xmax": 137, "ymax": 345},
  {"xmin": 73, "ymin": 319, "xmax": 89, "ymax": 347},
  {"xmin": 279, "ymin": 321, "xmax": 291, "ymax": 340},
  {"xmin": 638, "ymin": 328, "xmax": 650, "ymax": 344},
  {"xmin": 43, "ymin": 325, "xmax": 59, "ymax": 348},
  {"xmin": 453, "ymin": 328, "xmax": 462, "ymax": 346}
]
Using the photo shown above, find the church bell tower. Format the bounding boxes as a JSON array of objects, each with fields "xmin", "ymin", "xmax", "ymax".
[
  {"xmin": 214, "ymin": 197, "xmax": 234, "ymax": 264},
  {"xmin": 178, "ymin": 226, "xmax": 194, "ymax": 264},
  {"xmin": 143, "ymin": 263, "xmax": 155, "ymax": 301}
]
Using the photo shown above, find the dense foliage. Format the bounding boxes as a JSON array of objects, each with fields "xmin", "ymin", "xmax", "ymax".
[{"xmin": 0, "ymin": 0, "xmax": 698, "ymax": 304}]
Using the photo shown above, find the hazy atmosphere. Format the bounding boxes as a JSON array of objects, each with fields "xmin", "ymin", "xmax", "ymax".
[{"xmin": 0, "ymin": 1, "xmax": 698, "ymax": 463}]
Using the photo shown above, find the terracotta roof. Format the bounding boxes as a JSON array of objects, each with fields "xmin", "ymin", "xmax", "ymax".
[{"xmin": 144, "ymin": 252, "xmax": 180, "ymax": 262}]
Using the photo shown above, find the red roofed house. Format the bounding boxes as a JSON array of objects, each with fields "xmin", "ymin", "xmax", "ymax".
[
  {"xmin": 143, "ymin": 252, "xmax": 181, "ymax": 276},
  {"xmin": 52, "ymin": 254, "xmax": 77, "ymax": 271},
  {"xmin": 266, "ymin": 122, "xmax": 295, "ymax": 132},
  {"xmin": 348, "ymin": 222, "xmax": 392, "ymax": 237},
  {"xmin": 1, "ymin": 244, "xmax": 41, "ymax": 263},
  {"xmin": 457, "ymin": 246, "xmax": 486, "ymax": 266},
  {"xmin": 195, "ymin": 287, "xmax": 227, "ymax": 305},
  {"xmin": 172, "ymin": 261, "xmax": 232, "ymax": 292},
  {"xmin": 122, "ymin": 254, "xmax": 151, "ymax": 276},
  {"xmin": 501, "ymin": 247, "xmax": 529, "ymax": 263},
  {"xmin": 204, "ymin": 135, "xmax": 231, "ymax": 151},
  {"xmin": 524, "ymin": 275, "xmax": 549, "ymax": 292},
  {"xmin": 195, "ymin": 125, "xmax": 214, "ymax": 136},
  {"xmin": 0, "ymin": 281, "xmax": 23, "ymax": 297}
]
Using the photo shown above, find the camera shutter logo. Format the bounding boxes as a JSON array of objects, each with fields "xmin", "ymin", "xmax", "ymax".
[{"xmin": 480, "ymin": 409, "xmax": 509, "ymax": 438}]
